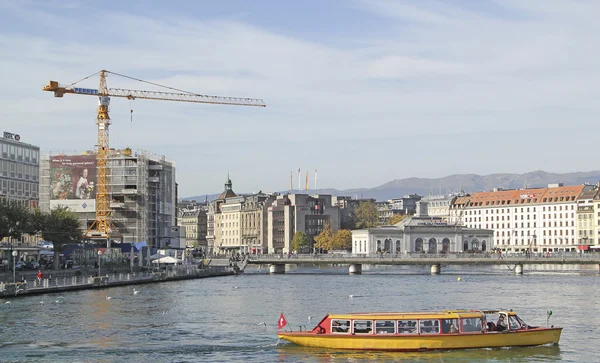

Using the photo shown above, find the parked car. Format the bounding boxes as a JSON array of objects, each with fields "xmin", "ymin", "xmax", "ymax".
[
  {"xmin": 26, "ymin": 261, "xmax": 40, "ymax": 270},
  {"xmin": 60, "ymin": 260, "xmax": 74, "ymax": 269},
  {"xmin": 15, "ymin": 261, "xmax": 27, "ymax": 270}
]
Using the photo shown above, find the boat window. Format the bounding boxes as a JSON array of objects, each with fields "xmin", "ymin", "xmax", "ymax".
[
  {"xmin": 353, "ymin": 320, "xmax": 373, "ymax": 334},
  {"xmin": 462, "ymin": 317, "xmax": 482, "ymax": 332},
  {"xmin": 442, "ymin": 318, "xmax": 459, "ymax": 333},
  {"xmin": 419, "ymin": 319, "xmax": 440, "ymax": 334},
  {"xmin": 508, "ymin": 315, "xmax": 521, "ymax": 330},
  {"xmin": 397, "ymin": 320, "xmax": 418, "ymax": 334},
  {"xmin": 331, "ymin": 320, "xmax": 350, "ymax": 333},
  {"xmin": 375, "ymin": 320, "xmax": 395, "ymax": 334}
]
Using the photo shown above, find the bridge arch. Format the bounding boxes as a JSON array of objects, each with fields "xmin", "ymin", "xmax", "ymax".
[
  {"xmin": 428, "ymin": 238, "xmax": 438, "ymax": 254},
  {"xmin": 442, "ymin": 238, "xmax": 450, "ymax": 253},
  {"xmin": 415, "ymin": 238, "xmax": 423, "ymax": 252}
]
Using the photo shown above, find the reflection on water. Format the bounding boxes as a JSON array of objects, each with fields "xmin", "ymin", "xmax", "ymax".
[
  {"xmin": 276, "ymin": 344, "xmax": 562, "ymax": 363},
  {"xmin": 0, "ymin": 271, "xmax": 597, "ymax": 362}
]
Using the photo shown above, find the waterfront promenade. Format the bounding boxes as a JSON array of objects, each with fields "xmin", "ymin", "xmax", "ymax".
[
  {"xmin": 0, "ymin": 263, "xmax": 237, "ymax": 298},
  {"xmin": 247, "ymin": 252, "xmax": 600, "ymax": 274}
]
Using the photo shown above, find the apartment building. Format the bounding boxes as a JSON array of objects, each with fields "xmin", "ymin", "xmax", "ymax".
[{"xmin": 449, "ymin": 183, "xmax": 595, "ymax": 252}]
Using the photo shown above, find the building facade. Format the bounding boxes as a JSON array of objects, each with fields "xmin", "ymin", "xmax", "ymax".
[
  {"xmin": 178, "ymin": 208, "xmax": 208, "ymax": 251},
  {"xmin": 449, "ymin": 183, "xmax": 595, "ymax": 252},
  {"xmin": 267, "ymin": 193, "xmax": 342, "ymax": 254},
  {"xmin": 351, "ymin": 214, "xmax": 493, "ymax": 255},
  {"xmin": 1, "ymin": 131, "xmax": 40, "ymax": 207},
  {"xmin": 207, "ymin": 177, "xmax": 276, "ymax": 254}
]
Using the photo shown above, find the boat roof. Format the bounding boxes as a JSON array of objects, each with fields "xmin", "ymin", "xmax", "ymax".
[{"xmin": 328, "ymin": 309, "xmax": 515, "ymax": 320}]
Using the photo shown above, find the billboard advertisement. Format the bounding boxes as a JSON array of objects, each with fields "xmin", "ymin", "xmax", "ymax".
[{"xmin": 50, "ymin": 155, "xmax": 97, "ymax": 213}]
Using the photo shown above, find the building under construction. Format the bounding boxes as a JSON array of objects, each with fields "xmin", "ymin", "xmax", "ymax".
[{"xmin": 39, "ymin": 148, "xmax": 177, "ymax": 249}]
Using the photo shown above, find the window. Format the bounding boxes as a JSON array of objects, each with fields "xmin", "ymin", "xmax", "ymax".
[
  {"xmin": 420, "ymin": 319, "xmax": 440, "ymax": 334},
  {"xmin": 331, "ymin": 320, "xmax": 350, "ymax": 333},
  {"xmin": 461, "ymin": 318, "xmax": 482, "ymax": 332},
  {"xmin": 397, "ymin": 320, "xmax": 418, "ymax": 334},
  {"xmin": 353, "ymin": 320, "xmax": 372, "ymax": 334},
  {"xmin": 442, "ymin": 318, "xmax": 459, "ymax": 333},
  {"xmin": 375, "ymin": 320, "xmax": 395, "ymax": 334}
]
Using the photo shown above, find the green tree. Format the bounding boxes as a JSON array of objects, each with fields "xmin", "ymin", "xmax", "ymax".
[
  {"xmin": 40, "ymin": 206, "xmax": 82, "ymax": 270},
  {"xmin": 332, "ymin": 229, "xmax": 352, "ymax": 250},
  {"xmin": 0, "ymin": 198, "xmax": 33, "ymax": 242},
  {"xmin": 291, "ymin": 231, "xmax": 311, "ymax": 252},
  {"xmin": 388, "ymin": 214, "xmax": 406, "ymax": 225},
  {"xmin": 354, "ymin": 201, "xmax": 379, "ymax": 228},
  {"xmin": 314, "ymin": 223, "xmax": 334, "ymax": 251}
]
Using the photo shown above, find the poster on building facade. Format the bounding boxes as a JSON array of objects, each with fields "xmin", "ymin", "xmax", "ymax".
[{"xmin": 50, "ymin": 155, "xmax": 97, "ymax": 212}]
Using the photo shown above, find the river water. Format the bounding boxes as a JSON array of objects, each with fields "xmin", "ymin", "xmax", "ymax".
[{"xmin": 0, "ymin": 264, "xmax": 598, "ymax": 363}]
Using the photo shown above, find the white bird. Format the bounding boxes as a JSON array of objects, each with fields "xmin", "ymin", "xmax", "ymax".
[
  {"xmin": 5, "ymin": 301, "xmax": 11, "ymax": 305},
  {"xmin": 257, "ymin": 322, "xmax": 267, "ymax": 326},
  {"xmin": 40, "ymin": 301, "xmax": 44, "ymax": 304},
  {"xmin": 133, "ymin": 289, "xmax": 140, "ymax": 295},
  {"xmin": 55, "ymin": 297, "xmax": 64, "ymax": 303},
  {"xmin": 308, "ymin": 316, "xmax": 313, "ymax": 321},
  {"xmin": 106, "ymin": 295, "xmax": 112, "ymax": 300},
  {"xmin": 348, "ymin": 294, "xmax": 354, "ymax": 299},
  {"xmin": 233, "ymin": 286, "xmax": 238, "ymax": 289}
]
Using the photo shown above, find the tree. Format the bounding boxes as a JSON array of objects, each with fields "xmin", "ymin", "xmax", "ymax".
[
  {"xmin": 388, "ymin": 214, "xmax": 406, "ymax": 225},
  {"xmin": 291, "ymin": 231, "xmax": 310, "ymax": 252},
  {"xmin": 40, "ymin": 206, "xmax": 82, "ymax": 270},
  {"xmin": 314, "ymin": 223, "xmax": 334, "ymax": 251},
  {"xmin": 332, "ymin": 229, "xmax": 352, "ymax": 250},
  {"xmin": 0, "ymin": 198, "xmax": 33, "ymax": 242},
  {"xmin": 354, "ymin": 201, "xmax": 379, "ymax": 228}
]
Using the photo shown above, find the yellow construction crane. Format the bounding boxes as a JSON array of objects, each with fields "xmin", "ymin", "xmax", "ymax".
[{"xmin": 43, "ymin": 69, "xmax": 266, "ymax": 241}]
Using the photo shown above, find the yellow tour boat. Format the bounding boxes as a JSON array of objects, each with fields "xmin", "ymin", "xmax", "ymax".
[{"xmin": 277, "ymin": 309, "xmax": 561, "ymax": 351}]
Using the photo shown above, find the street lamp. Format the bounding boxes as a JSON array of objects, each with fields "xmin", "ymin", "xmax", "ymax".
[
  {"xmin": 97, "ymin": 250, "xmax": 103, "ymax": 277},
  {"xmin": 12, "ymin": 251, "xmax": 18, "ymax": 283}
]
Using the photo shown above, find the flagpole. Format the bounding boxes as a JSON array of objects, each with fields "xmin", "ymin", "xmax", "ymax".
[
  {"xmin": 315, "ymin": 169, "xmax": 317, "ymax": 191},
  {"xmin": 298, "ymin": 168, "xmax": 301, "ymax": 193}
]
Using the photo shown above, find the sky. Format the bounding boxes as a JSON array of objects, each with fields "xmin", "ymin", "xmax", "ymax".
[{"xmin": 1, "ymin": 0, "xmax": 599, "ymax": 198}]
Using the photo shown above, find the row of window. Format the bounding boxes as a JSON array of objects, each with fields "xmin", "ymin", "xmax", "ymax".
[
  {"xmin": 330, "ymin": 317, "xmax": 482, "ymax": 335},
  {"xmin": 466, "ymin": 196, "xmax": 577, "ymax": 207},
  {"xmin": 0, "ymin": 143, "xmax": 39, "ymax": 164},
  {"xmin": 462, "ymin": 205, "xmax": 575, "ymax": 215}
]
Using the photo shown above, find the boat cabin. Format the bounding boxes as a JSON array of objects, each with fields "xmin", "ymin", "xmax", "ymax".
[{"xmin": 315, "ymin": 310, "xmax": 532, "ymax": 335}]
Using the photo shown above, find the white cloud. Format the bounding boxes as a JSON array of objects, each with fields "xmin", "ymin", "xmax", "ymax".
[{"xmin": 1, "ymin": 1, "xmax": 599, "ymax": 196}]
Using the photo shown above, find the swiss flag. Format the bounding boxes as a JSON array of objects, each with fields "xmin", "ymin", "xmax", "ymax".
[{"xmin": 277, "ymin": 313, "xmax": 288, "ymax": 329}]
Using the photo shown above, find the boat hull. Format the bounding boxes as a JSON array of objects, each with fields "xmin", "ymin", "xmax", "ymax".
[{"xmin": 278, "ymin": 328, "xmax": 562, "ymax": 351}]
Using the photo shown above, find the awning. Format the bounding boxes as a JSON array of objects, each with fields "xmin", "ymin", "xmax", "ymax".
[{"xmin": 577, "ymin": 245, "xmax": 590, "ymax": 251}]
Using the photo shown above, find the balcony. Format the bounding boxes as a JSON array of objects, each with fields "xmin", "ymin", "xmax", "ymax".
[{"xmin": 110, "ymin": 202, "xmax": 125, "ymax": 208}]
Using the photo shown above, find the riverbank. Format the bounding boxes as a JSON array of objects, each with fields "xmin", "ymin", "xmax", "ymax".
[{"xmin": 0, "ymin": 264, "xmax": 237, "ymax": 298}]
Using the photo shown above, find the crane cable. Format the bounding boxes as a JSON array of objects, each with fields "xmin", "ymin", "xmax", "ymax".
[
  {"xmin": 63, "ymin": 71, "xmax": 101, "ymax": 88},
  {"xmin": 107, "ymin": 70, "xmax": 213, "ymax": 97}
]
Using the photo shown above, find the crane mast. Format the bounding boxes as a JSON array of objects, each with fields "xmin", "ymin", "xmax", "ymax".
[{"xmin": 43, "ymin": 70, "xmax": 266, "ymax": 242}]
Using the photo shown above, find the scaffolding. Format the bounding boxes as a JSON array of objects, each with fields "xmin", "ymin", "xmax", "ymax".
[{"xmin": 39, "ymin": 149, "xmax": 176, "ymax": 248}]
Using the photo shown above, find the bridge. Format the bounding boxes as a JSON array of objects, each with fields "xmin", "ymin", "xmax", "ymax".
[{"xmin": 246, "ymin": 253, "xmax": 600, "ymax": 275}]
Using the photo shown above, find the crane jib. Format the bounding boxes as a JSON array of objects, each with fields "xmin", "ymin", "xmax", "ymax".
[{"xmin": 74, "ymin": 87, "xmax": 99, "ymax": 95}]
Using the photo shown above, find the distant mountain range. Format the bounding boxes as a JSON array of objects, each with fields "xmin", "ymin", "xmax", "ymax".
[{"xmin": 184, "ymin": 170, "xmax": 600, "ymax": 202}]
